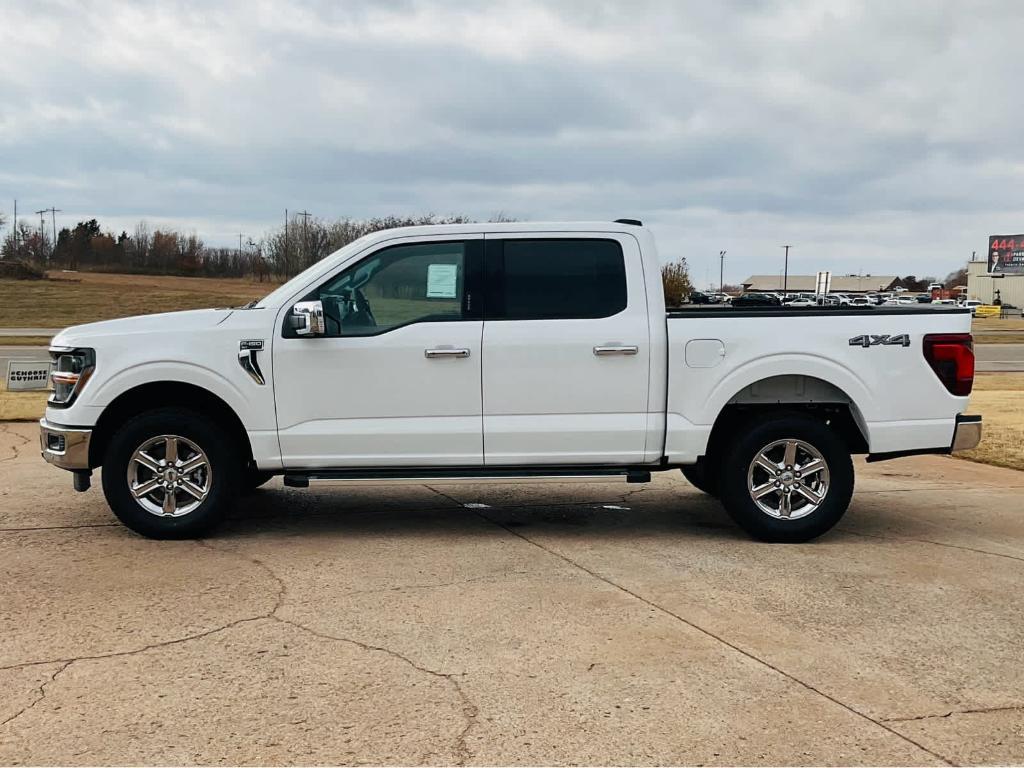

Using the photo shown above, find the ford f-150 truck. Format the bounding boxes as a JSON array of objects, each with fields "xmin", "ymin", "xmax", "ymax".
[{"xmin": 39, "ymin": 221, "xmax": 981, "ymax": 542}]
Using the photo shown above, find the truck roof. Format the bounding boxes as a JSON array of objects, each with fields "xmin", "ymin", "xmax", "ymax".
[{"xmin": 349, "ymin": 220, "xmax": 650, "ymax": 242}]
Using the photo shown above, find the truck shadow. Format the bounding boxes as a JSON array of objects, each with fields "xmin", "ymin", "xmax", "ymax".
[{"xmin": 209, "ymin": 483, "xmax": 926, "ymax": 545}]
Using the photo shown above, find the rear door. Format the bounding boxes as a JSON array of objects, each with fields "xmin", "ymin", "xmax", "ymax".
[{"xmin": 481, "ymin": 234, "xmax": 651, "ymax": 465}]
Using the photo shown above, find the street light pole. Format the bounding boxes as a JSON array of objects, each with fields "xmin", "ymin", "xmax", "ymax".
[
  {"xmin": 719, "ymin": 250, "xmax": 726, "ymax": 295},
  {"xmin": 781, "ymin": 245, "xmax": 791, "ymax": 295}
]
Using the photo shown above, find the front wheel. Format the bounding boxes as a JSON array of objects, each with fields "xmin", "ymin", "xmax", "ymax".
[
  {"xmin": 718, "ymin": 414, "xmax": 854, "ymax": 542},
  {"xmin": 101, "ymin": 408, "xmax": 239, "ymax": 539}
]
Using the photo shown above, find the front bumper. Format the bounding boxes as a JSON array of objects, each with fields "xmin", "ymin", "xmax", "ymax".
[
  {"xmin": 39, "ymin": 419, "xmax": 92, "ymax": 470},
  {"xmin": 951, "ymin": 414, "xmax": 982, "ymax": 452}
]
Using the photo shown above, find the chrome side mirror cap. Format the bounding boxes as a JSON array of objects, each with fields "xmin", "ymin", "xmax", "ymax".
[{"xmin": 290, "ymin": 300, "xmax": 325, "ymax": 336}]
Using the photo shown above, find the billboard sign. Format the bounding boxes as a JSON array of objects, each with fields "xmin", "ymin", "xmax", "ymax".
[
  {"xmin": 988, "ymin": 235, "xmax": 1024, "ymax": 274},
  {"xmin": 815, "ymin": 270, "xmax": 831, "ymax": 295}
]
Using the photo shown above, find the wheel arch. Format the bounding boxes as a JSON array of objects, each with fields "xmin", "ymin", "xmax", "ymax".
[
  {"xmin": 703, "ymin": 374, "xmax": 869, "ymax": 465},
  {"xmin": 89, "ymin": 381, "xmax": 253, "ymax": 468}
]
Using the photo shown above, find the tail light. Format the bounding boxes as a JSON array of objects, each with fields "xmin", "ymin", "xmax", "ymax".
[{"xmin": 922, "ymin": 333, "xmax": 974, "ymax": 396}]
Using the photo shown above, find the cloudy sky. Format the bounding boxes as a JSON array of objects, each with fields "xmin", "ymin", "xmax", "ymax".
[{"xmin": 2, "ymin": 0, "xmax": 1023, "ymax": 286}]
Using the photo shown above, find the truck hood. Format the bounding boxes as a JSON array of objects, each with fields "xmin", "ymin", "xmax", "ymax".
[{"xmin": 51, "ymin": 308, "xmax": 235, "ymax": 348}]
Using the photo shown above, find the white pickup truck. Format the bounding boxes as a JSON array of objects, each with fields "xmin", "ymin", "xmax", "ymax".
[{"xmin": 39, "ymin": 221, "xmax": 981, "ymax": 542}]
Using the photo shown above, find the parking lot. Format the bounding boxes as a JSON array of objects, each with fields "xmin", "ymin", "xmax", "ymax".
[{"xmin": 1, "ymin": 421, "xmax": 1022, "ymax": 765}]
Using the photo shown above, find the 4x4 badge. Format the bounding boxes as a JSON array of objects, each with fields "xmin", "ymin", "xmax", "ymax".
[{"xmin": 848, "ymin": 334, "xmax": 911, "ymax": 348}]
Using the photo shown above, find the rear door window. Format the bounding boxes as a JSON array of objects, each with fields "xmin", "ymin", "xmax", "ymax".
[{"xmin": 486, "ymin": 238, "xmax": 627, "ymax": 320}]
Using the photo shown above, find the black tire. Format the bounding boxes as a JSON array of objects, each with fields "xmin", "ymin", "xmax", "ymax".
[
  {"xmin": 681, "ymin": 459, "xmax": 719, "ymax": 497},
  {"xmin": 101, "ymin": 407, "xmax": 239, "ymax": 539},
  {"xmin": 718, "ymin": 413, "xmax": 854, "ymax": 543},
  {"xmin": 243, "ymin": 467, "xmax": 274, "ymax": 492}
]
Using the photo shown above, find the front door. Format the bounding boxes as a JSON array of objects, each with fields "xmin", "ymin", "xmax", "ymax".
[
  {"xmin": 273, "ymin": 236, "xmax": 484, "ymax": 468},
  {"xmin": 481, "ymin": 234, "xmax": 651, "ymax": 465}
]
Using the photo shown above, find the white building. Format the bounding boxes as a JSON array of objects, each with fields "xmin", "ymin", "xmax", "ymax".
[{"xmin": 966, "ymin": 260, "xmax": 1024, "ymax": 307}]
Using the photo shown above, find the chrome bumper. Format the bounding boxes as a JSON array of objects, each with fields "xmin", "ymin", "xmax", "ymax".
[
  {"xmin": 951, "ymin": 414, "xmax": 982, "ymax": 452},
  {"xmin": 39, "ymin": 419, "xmax": 92, "ymax": 470}
]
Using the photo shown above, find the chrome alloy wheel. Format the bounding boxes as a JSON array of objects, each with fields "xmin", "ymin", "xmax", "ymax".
[
  {"xmin": 747, "ymin": 438, "xmax": 830, "ymax": 521},
  {"xmin": 126, "ymin": 435, "xmax": 212, "ymax": 518}
]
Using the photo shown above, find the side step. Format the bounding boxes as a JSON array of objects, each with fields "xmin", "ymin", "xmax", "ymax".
[{"xmin": 283, "ymin": 467, "xmax": 652, "ymax": 488}]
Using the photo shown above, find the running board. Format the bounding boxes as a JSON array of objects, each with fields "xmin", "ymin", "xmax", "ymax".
[{"xmin": 282, "ymin": 467, "xmax": 652, "ymax": 488}]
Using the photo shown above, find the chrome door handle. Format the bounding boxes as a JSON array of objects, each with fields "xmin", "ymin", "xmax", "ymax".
[
  {"xmin": 593, "ymin": 345, "xmax": 639, "ymax": 356},
  {"xmin": 424, "ymin": 348, "xmax": 471, "ymax": 359}
]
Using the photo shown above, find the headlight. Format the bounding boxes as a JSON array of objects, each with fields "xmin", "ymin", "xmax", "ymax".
[{"xmin": 48, "ymin": 347, "xmax": 95, "ymax": 407}]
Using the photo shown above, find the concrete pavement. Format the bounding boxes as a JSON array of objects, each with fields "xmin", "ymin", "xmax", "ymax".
[{"xmin": 1, "ymin": 421, "xmax": 1022, "ymax": 765}]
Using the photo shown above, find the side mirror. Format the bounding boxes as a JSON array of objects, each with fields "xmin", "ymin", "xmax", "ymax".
[{"xmin": 290, "ymin": 300, "xmax": 325, "ymax": 336}]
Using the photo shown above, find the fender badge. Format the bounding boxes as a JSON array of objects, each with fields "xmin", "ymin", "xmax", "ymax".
[{"xmin": 239, "ymin": 339, "xmax": 264, "ymax": 351}]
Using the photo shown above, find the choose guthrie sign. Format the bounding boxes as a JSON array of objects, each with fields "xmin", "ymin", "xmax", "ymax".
[{"xmin": 988, "ymin": 235, "xmax": 1024, "ymax": 274}]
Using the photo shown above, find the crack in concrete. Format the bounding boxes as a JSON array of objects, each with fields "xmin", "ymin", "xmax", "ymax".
[
  {"xmin": 194, "ymin": 538, "xmax": 479, "ymax": 765},
  {"xmin": 0, "ymin": 540, "xmax": 481, "ymax": 764},
  {"xmin": 0, "ymin": 661, "xmax": 71, "ymax": 731},
  {"xmin": 475, "ymin": 511, "xmax": 956, "ymax": 767},
  {"xmin": 842, "ymin": 529, "xmax": 1024, "ymax": 564},
  {"xmin": 271, "ymin": 616, "xmax": 478, "ymax": 765},
  {"xmin": 882, "ymin": 703, "xmax": 1024, "ymax": 723},
  {"xmin": 0, "ymin": 423, "xmax": 31, "ymax": 464}
]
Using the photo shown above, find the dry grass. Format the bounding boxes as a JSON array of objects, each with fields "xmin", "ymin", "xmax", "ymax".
[
  {"xmin": 0, "ymin": 271, "xmax": 278, "ymax": 328},
  {"xmin": 960, "ymin": 373, "xmax": 1024, "ymax": 472},
  {"xmin": 0, "ymin": 382, "xmax": 47, "ymax": 422},
  {"xmin": 973, "ymin": 317, "xmax": 1024, "ymax": 332},
  {"xmin": 0, "ymin": 336, "xmax": 53, "ymax": 346}
]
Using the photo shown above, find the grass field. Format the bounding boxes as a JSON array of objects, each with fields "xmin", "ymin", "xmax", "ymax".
[
  {"xmin": 960, "ymin": 373, "xmax": 1024, "ymax": 472},
  {"xmin": 0, "ymin": 271, "xmax": 277, "ymax": 328}
]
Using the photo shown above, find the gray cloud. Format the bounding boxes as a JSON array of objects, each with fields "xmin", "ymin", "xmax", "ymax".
[{"xmin": 2, "ymin": 0, "xmax": 1023, "ymax": 284}]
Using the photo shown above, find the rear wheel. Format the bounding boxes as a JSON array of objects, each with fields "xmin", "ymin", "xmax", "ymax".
[
  {"xmin": 718, "ymin": 414, "xmax": 853, "ymax": 542},
  {"xmin": 101, "ymin": 408, "xmax": 239, "ymax": 539}
]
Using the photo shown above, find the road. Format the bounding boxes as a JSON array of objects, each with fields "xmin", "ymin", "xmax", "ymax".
[
  {"xmin": 974, "ymin": 342, "xmax": 1024, "ymax": 372},
  {"xmin": 5, "ymin": 343, "xmax": 1024, "ymax": 374},
  {"xmin": 1, "ymin": 421, "xmax": 1022, "ymax": 765}
]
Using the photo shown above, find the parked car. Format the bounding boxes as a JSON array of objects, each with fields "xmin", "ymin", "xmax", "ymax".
[
  {"xmin": 786, "ymin": 297, "xmax": 817, "ymax": 307},
  {"xmin": 850, "ymin": 296, "xmax": 872, "ymax": 306},
  {"xmin": 732, "ymin": 292, "xmax": 783, "ymax": 307},
  {"xmin": 884, "ymin": 296, "xmax": 918, "ymax": 306},
  {"xmin": 932, "ymin": 298, "xmax": 957, "ymax": 306},
  {"xmin": 915, "ymin": 295, "xmax": 933, "ymax": 304},
  {"xmin": 39, "ymin": 221, "xmax": 981, "ymax": 543},
  {"xmin": 689, "ymin": 291, "xmax": 711, "ymax": 304},
  {"xmin": 960, "ymin": 300, "xmax": 983, "ymax": 315}
]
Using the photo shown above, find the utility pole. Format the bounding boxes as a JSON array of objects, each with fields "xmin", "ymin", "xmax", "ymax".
[
  {"xmin": 284, "ymin": 208, "xmax": 289, "ymax": 274},
  {"xmin": 30, "ymin": 207, "xmax": 62, "ymax": 263},
  {"xmin": 35, "ymin": 209, "xmax": 47, "ymax": 262},
  {"xmin": 239, "ymin": 233, "xmax": 244, "ymax": 259},
  {"xmin": 295, "ymin": 210, "xmax": 312, "ymax": 265},
  {"xmin": 719, "ymin": 250, "xmax": 726, "ymax": 295},
  {"xmin": 781, "ymin": 245, "xmax": 791, "ymax": 295},
  {"xmin": 12, "ymin": 199, "xmax": 17, "ymax": 254},
  {"xmin": 46, "ymin": 208, "xmax": 61, "ymax": 256}
]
